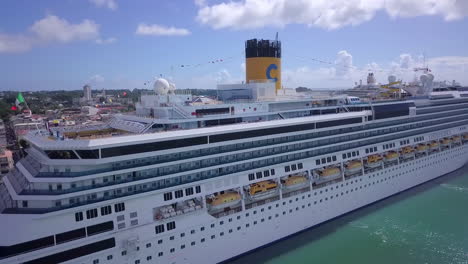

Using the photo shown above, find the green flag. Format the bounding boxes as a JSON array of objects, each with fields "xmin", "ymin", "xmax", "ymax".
[{"xmin": 15, "ymin": 92, "xmax": 25, "ymax": 107}]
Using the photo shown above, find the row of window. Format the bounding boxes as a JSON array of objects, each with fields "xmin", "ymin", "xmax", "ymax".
[
  {"xmin": 284, "ymin": 163, "xmax": 303, "ymax": 172},
  {"xmin": 315, "ymin": 155, "xmax": 337, "ymax": 166},
  {"xmin": 342, "ymin": 150, "xmax": 360, "ymax": 159},
  {"xmin": 163, "ymin": 186, "xmax": 201, "ymax": 201},
  {"xmin": 248, "ymin": 169, "xmax": 276, "ymax": 181},
  {"xmin": 400, "ymin": 139, "xmax": 410, "ymax": 145},
  {"xmin": 382, "ymin": 142, "xmax": 396, "ymax": 150},
  {"xmin": 413, "ymin": 136, "xmax": 424, "ymax": 142},
  {"xmin": 75, "ymin": 202, "xmax": 125, "ymax": 222},
  {"xmin": 365, "ymin": 146, "xmax": 378, "ymax": 154}
]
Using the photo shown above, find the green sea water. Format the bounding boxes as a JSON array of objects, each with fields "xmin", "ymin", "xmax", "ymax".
[{"xmin": 230, "ymin": 164, "xmax": 468, "ymax": 264}]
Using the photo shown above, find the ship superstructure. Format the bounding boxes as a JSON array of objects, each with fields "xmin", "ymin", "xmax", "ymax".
[{"xmin": 1, "ymin": 39, "xmax": 468, "ymax": 264}]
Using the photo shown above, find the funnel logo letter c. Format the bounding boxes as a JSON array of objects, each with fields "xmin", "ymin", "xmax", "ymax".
[{"xmin": 266, "ymin": 63, "xmax": 278, "ymax": 82}]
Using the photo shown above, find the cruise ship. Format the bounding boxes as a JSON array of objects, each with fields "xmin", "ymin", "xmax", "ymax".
[{"xmin": 1, "ymin": 38, "xmax": 468, "ymax": 264}]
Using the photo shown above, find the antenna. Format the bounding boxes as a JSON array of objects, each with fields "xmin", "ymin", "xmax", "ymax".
[{"xmin": 275, "ymin": 32, "xmax": 278, "ymax": 42}]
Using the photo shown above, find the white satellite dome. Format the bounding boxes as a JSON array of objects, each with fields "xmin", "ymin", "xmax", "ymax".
[
  {"xmin": 168, "ymin": 82, "xmax": 176, "ymax": 93},
  {"xmin": 388, "ymin": 75, "xmax": 397, "ymax": 83},
  {"xmin": 427, "ymin": 73, "xmax": 434, "ymax": 81},
  {"xmin": 153, "ymin": 78, "xmax": 170, "ymax": 95},
  {"xmin": 420, "ymin": 74, "xmax": 428, "ymax": 83}
]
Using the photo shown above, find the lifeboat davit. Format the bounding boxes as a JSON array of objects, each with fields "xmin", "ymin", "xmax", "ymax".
[
  {"xmin": 207, "ymin": 191, "xmax": 241, "ymax": 211},
  {"xmin": 344, "ymin": 160, "xmax": 362, "ymax": 176}
]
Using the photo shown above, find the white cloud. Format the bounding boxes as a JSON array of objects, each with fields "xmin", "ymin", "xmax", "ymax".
[
  {"xmin": 335, "ymin": 50, "xmax": 353, "ymax": 77},
  {"xmin": 0, "ymin": 14, "xmax": 114, "ymax": 53},
  {"xmin": 0, "ymin": 34, "xmax": 33, "ymax": 53},
  {"xmin": 30, "ymin": 15, "xmax": 99, "ymax": 43},
  {"xmin": 194, "ymin": 0, "xmax": 207, "ymax": 7},
  {"xmin": 96, "ymin": 37, "xmax": 117, "ymax": 44},
  {"xmin": 196, "ymin": 0, "xmax": 468, "ymax": 30},
  {"xmin": 89, "ymin": 0, "xmax": 118, "ymax": 10},
  {"xmin": 88, "ymin": 74, "xmax": 105, "ymax": 84},
  {"xmin": 135, "ymin": 23, "xmax": 191, "ymax": 36}
]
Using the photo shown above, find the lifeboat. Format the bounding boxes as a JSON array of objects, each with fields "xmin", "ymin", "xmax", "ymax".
[
  {"xmin": 344, "ymin": 160, "xmax": 362, "ymax": 176},
  {"xmin": 416, "ymin": 143, "xmax": 428, "ymax": 154},
  {"xmin": 207, "ymin": 191, "xmax": 241, "ymax": 211},
  {"xmin": 282, "ymin": 173, "xmax": 308, "ymax": 190},
  {"xmin": 428, "ymin": 141, "xmax": 439, "ymax": 152},
  {"xmin": 463, "ymin": 133, "xmax": 468, "ymax": 142},
  {"xmin": 440, "ymin": 137, "xmax": 451, "ymax": 148},
  {"xmin": 248, "ymin": 180, "xmax": 278, "ymax": 201},
  {"xmin": 315, "ymin": 166, "xmax": 342, "ymax": 183},
  {"xmin": 384, "ymin": 151, "xmax": 399, "ymax": 163},
  {"xmin": 452, "ymin": 135, "xmax": 461, "ymax": 142},
  {"xmin": 400, "ymin": 146, "xmax": 415, "ymax": 159},
  {"xmin": 365, "ymin": 154, "xmax": 383, "ymax": 168}
]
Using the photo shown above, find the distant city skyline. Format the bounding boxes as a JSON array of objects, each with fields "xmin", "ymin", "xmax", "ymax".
[{"xmin": 1, "ymin": 0, "xmax": 468, "ymax": 91}]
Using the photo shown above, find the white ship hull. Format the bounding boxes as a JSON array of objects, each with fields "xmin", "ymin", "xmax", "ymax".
[
  {"xmin": 72, "ymin": 142, "xmax": 467, "ymax": 264},
  {"xmin": 2, "ymin": 98, "xmax": 468, "ymax": 264}
]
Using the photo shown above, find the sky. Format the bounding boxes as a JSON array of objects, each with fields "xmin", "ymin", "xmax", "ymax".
[{"xmin": 1, "ymin": 0, "xmax": 468, "ymax": 91}]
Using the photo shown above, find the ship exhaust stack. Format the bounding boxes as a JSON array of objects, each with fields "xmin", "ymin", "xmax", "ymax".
[{"xmin": 245, "ymin": 38, "xmax": 282, "ymax": 93}]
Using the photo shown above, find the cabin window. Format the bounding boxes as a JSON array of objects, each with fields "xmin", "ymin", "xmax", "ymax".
[
  {"xmin": 185, "ymin": 187, "xmax": 194, "ymax": 196},
  {"xmin": 248, "ymin": 173, "xmax": 255, "ymax": 181},
  {"xmin": 86, "ymin": 209, "xmax": 98, "ymax": 219},
  {"xmin": 167, "ymin": 221, "xmax": 176, "ymax": 231},
  {"xmin": 115, "ymin": 203, "xmax": 125, "ymax": 212},
  {"xmin": 164, "ymin": 192, "xmax": 173, "ymax": 201},
  {"xmin": 155, "ymin": 224, "xmax": 164, "ymax": 234},
  {"xmin": 100, "ymin": 205, "xmax": 112, "ymax": 216},
  {"xmin": 256, "ymin": 172, "xmax": 262, "ymax": 179},
  {"xmin": 75, "ymin": 212, "xmax": 83, "ymax": 222},
  {"xmin": 175, "ymin": 190, "xmax": 183, "ymax": 198}
]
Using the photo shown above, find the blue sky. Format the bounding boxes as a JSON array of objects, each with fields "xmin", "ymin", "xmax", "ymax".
[{"xmin": 1, "ymin": 0, "xmax": 468, "ymax": 91}]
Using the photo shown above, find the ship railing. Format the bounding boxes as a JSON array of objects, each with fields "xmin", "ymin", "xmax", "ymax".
[{"xmin": 172, "ymin": 104, "xmax": 192, "ymax": 119}]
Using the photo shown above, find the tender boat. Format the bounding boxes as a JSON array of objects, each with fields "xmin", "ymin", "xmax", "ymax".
[
  {"xmin": 463, "ymin": 133, "xmax": 468, "ymax": 142},
  {"xmin": 400, "ymin": 146, "xmax": 415, "ymax": 159},
  {"xmin": 344, "ymin": 160, "xmax": 362, "ymax": 176},
  {"xmin": 384, "ymin": 151, "xmax": 399, "ymax": 163},
  {"xmin": 440, "ymin": 137, "xmax": 451, "ymax": 148},
  {"xmin": 247, "ymin": 180, "xmax": 278, "ymax": 201},
  {"xmin": 365, "ymin": 154, "xmax": 383, "ymax": 168},
  {"xmin": 207, "ymin": 191, "xmax": 241, "ymax": 211},
  {"xmin": 429, "ymin": 141, "xmax": 439, "ymax": 152},
  {"xmin": 416, "ymin": 143, "xmax": 428, "ymax": 154},
  {"xmin": 281, "ymin": 173, "xmax": 308, "ymax": 190},
  {"xmin": 313, "ymin": 166, "xmax": 342, "ymax": 183}
]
